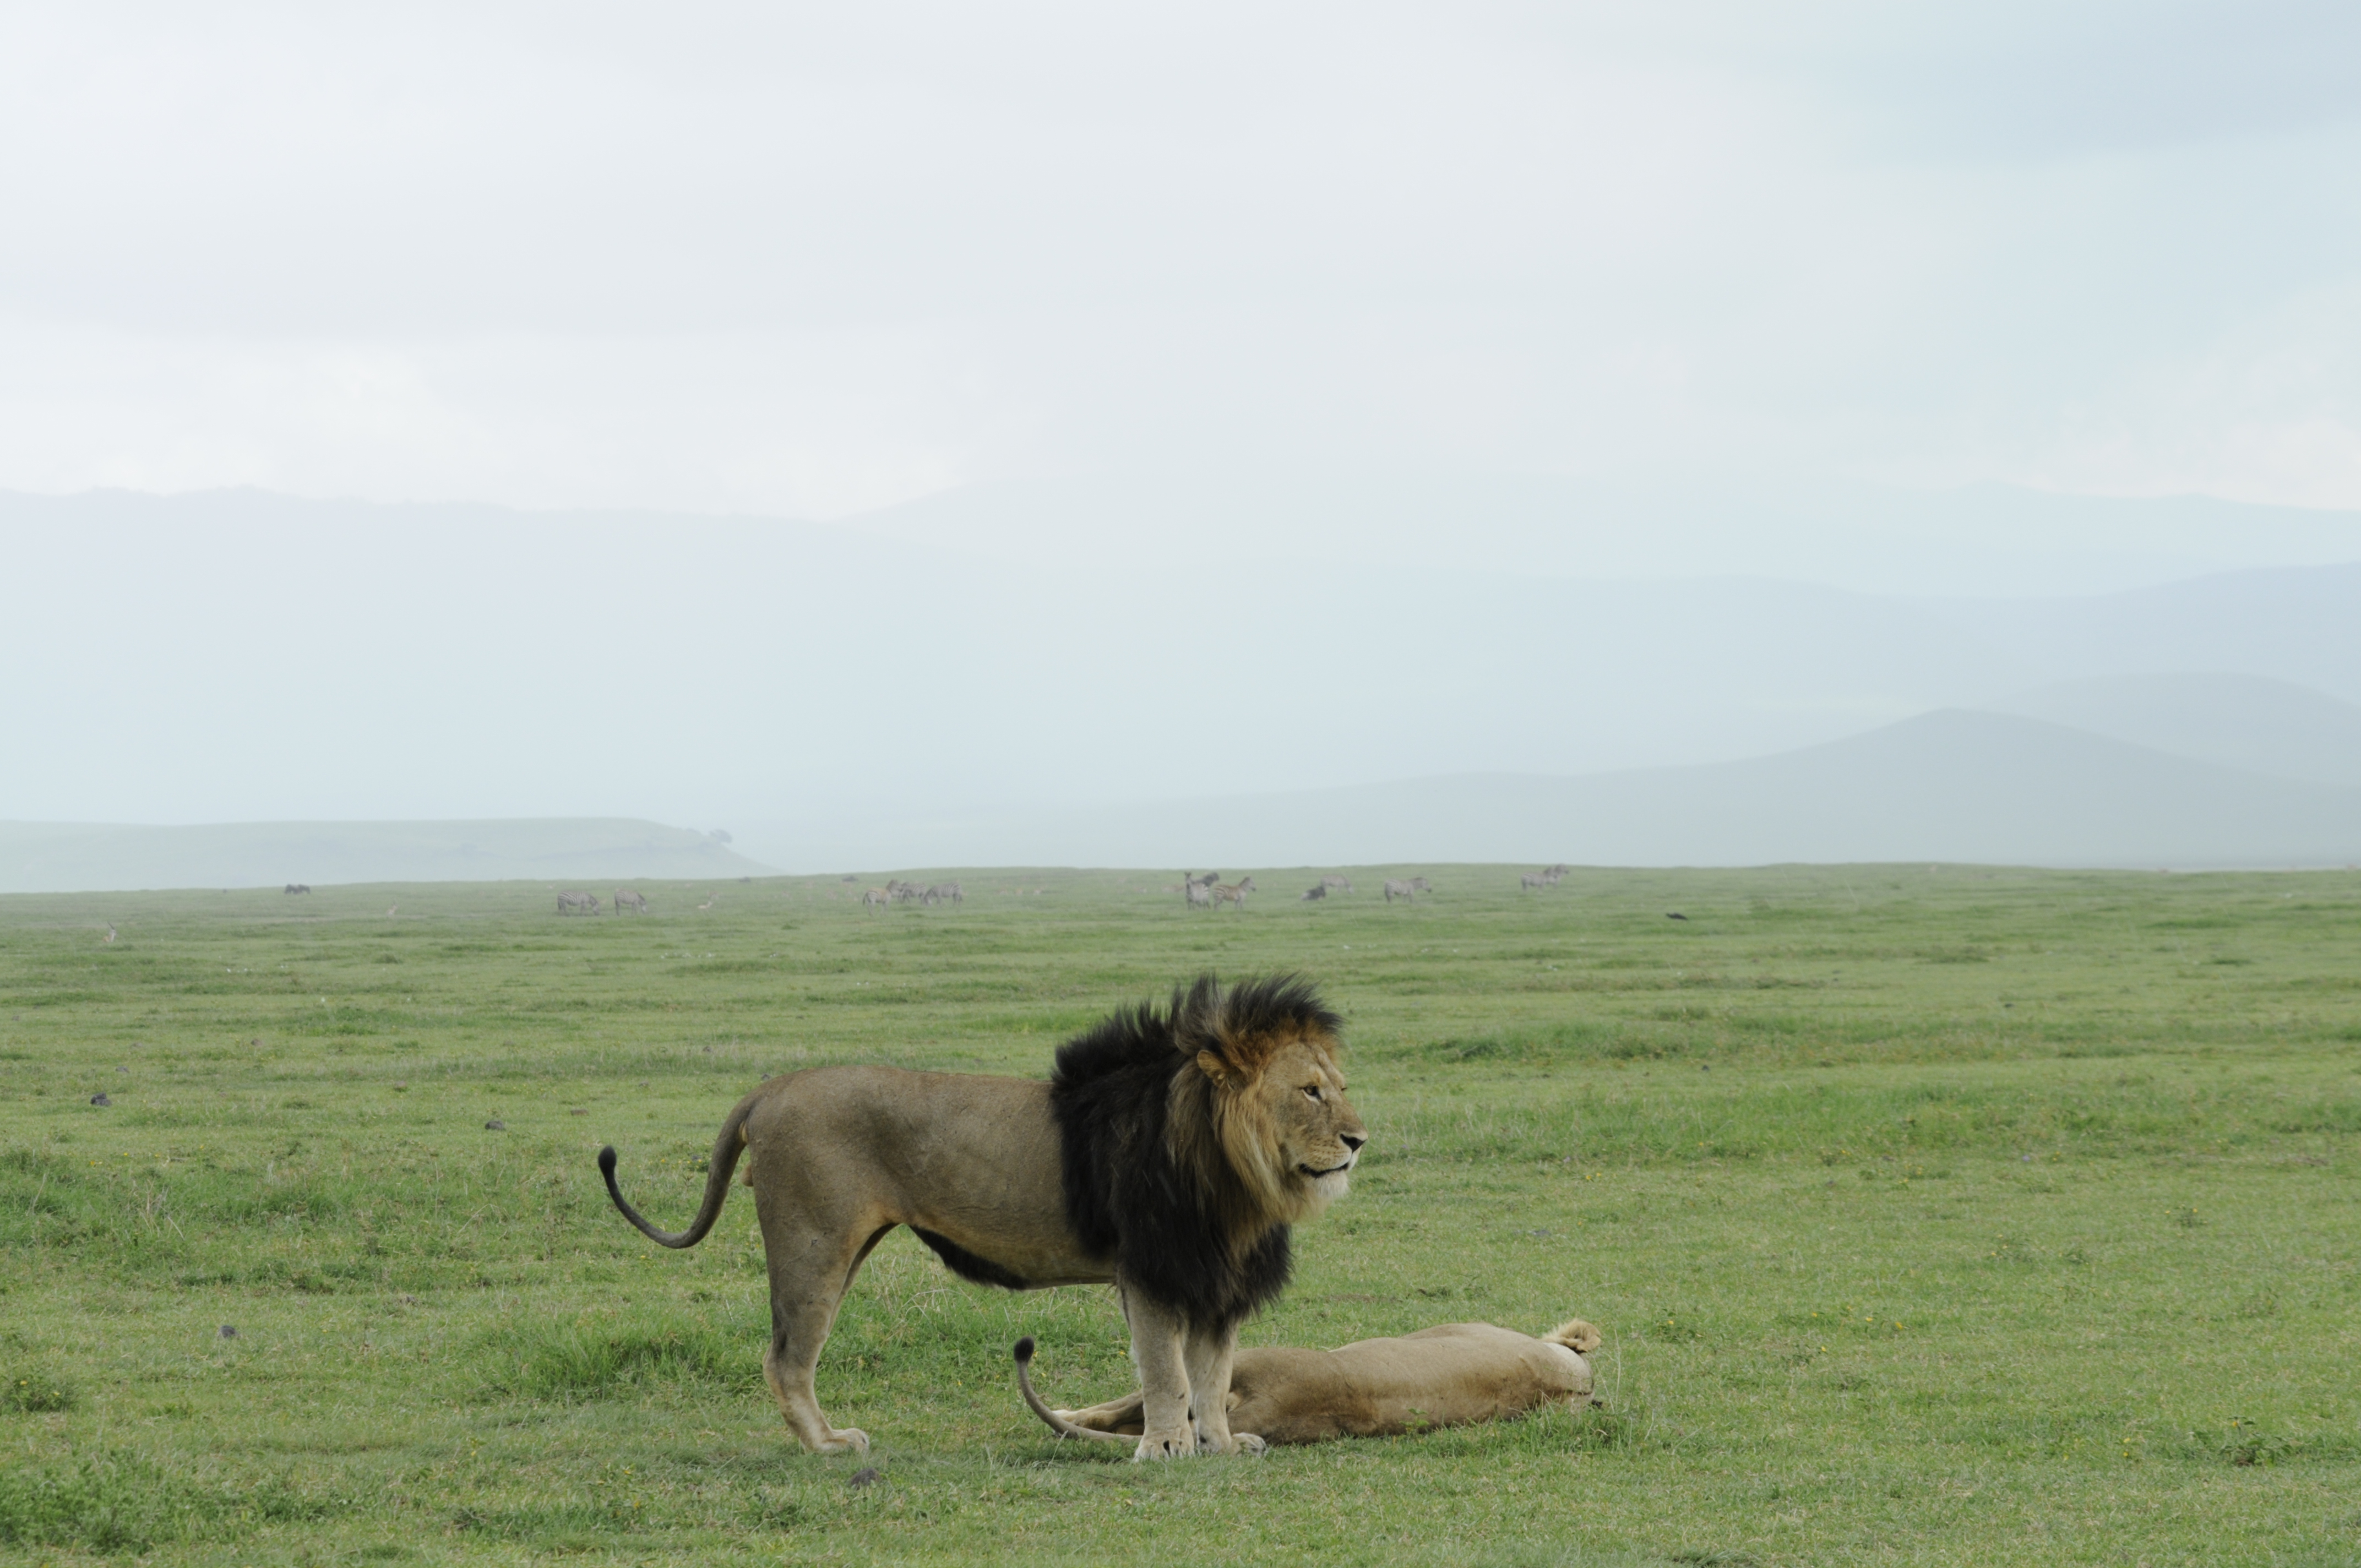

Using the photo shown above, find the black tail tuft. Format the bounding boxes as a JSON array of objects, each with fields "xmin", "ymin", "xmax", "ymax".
[
  {"xmin": 598, "ymin": 1145, "xmax": 618, "ymax": 1177},
  {"xmin": 1014, "ymin": 1336, "xmax": 1036, "ymax": 1364}
]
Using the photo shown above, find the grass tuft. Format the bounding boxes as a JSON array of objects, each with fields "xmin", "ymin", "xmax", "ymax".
[{"xmin": 481, "ymin": 1320, "xmax": 765, "ymax": 1401}]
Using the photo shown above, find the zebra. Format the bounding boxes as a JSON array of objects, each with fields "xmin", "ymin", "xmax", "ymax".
[
  {"xmin": 861, "ymin": 888, "xmax": 890, "ymax": 911},
  {"xmin": 1301, "ymin": 882, "xmax": 1327, "ymax": 901},
  {"xmin": 934, "ymin": 881, "xmax": 964, "ymax": 906},
  {"xmin": 284, "ymin": 884, "xmax": 311, "ymax": 895},
  {"xmin": 557, "ymin": 890, "xmax": 601, "ymax": 915},
  {"xmin": 1384, "ymin": 878, "xmax": 1428, "ymax": 903},
  {"xmin": 614, "ymin": 889, "xmax": 649, "ymax": 914},
  {"xmin": 888, "ymin": 880, "xmax": 922, "ymax": 903},
  {"xmin": 1541, "ymin": 864, "xmax": 1569, "ymax": 886},
  {"xmin": 1521, "ymin": 873, "xmax": 1546, "ymax": 891},
  {"xmin": 1186, "ymin": 872, "xmax": 1220, "ymax": 890},
  {"xmin": 1185, "ymin": 881, "xmax": 1213, "ymax": 909},
  {"xmin": 1321, "ymin": 875, "xmax": 1354, "ymax": 894},
  {"xmin": 1211, "ymin": 875, "xmax": 1255, "ymax": 910}
]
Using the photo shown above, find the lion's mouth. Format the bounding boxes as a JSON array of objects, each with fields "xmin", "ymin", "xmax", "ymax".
[{"xmin": 1299, "ymin": 1159, "xmax": 1356, "ymax": 1179}]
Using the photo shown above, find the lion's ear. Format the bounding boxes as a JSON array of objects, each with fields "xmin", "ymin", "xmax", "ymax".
[{"xmin": 1194, "ymin": 1049, "xmax": 1232, "ymax": 1085}]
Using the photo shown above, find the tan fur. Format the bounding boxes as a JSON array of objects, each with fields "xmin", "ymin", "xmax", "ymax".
[
  {"xmin": 1020, "ymin": 1317, "xmax": 1600, "ymax": 1446},
  {"xmin": 601, "ymin": 1038, "xmax": 1365, "ymax": 1460}
]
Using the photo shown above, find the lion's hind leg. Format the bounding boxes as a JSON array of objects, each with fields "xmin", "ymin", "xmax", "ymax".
[
  {"xmin": 756, "ymin": 1207, "xmax": 889, "ymax": 1456},
  {"xmin": 1054, "ymin": 1393, "xmax": 1148, "ymax": 1435}
]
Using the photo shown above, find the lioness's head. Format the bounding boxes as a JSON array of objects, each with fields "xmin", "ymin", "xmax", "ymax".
[{"xmin": 1169, "ymin": 975, "xmax": 1369, "ymax": 1227}]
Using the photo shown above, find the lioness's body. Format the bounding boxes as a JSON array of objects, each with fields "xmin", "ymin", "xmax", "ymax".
[
  {"xmin": 599, "ymin": 977, "xmax": 1366, "ymax": 1463},
  {"xmin": 1021, "ymin": 1319, "xmax": 1599, "ymax": 1445}
]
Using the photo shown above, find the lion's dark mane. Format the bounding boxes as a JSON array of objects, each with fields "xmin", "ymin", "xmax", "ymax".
[{"xmin": 1049, "ymin": 973, "xmax": 1341, "ymax": 1331}]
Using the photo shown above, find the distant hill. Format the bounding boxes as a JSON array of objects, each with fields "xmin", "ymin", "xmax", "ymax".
[
  {"xmin": 736, "ymin": 711, "xmax": 2361, "ymax": 870},
  {"xmin": 8, "ymin": 488, "xmax": 2361, "ymax": 835},
  {"xmin": 0, "ymin": 818, "xmax": 773, "ymax": 894},
  {"xmin": 1983, "ymin": 672, "xmax": 2361, "ymax": 787}
]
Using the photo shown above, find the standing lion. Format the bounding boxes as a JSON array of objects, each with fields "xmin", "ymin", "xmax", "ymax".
[{"xmin": 597, "ymin": 974, "xmax": 1367, "ymax": 1460}]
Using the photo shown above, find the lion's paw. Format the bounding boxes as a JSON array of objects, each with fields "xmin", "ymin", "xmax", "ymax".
[
  {"xmin": 817, "ymin": 1427, "xmax": 870, "ymax": 1456},
  {"xmin": 1233, "ymin": 1432, "xmax": 1268, "ymax": 1456},
  {"xmin": 1133, "ymin": 1431, "xmax": 1195, "ymax": 1463}
]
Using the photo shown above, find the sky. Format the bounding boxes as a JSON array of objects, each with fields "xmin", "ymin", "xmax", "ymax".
[{"xmin": 3, "ymin": 0, "xmax": 2360, "ymax": 522}]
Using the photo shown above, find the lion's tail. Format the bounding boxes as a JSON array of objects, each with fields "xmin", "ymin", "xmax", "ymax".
[
  {"xmin": 1544, "ymin": 1317, "xmax": 1603, "ymax": 1354},
  {"xmin": 597, "ymin": 1091, "xmax": 757, "ymax": 1250},
  {"xmin": 1012, "ymin": 1338, "xmax": 1133, "ymax": 1446}
]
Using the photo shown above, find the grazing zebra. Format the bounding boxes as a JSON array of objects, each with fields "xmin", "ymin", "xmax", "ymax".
[
  {"xmin": 1384, "ymin": 878, "xmax": 1430, "ymax": 903},
  {"xmin": 1184, "ymin": 881, "xmax": 1213, "ymax": 909},
  {"xmin": 1211, "ymin": 875, "xmax": 1256, "ymax": 910},
  {"xmin": 557, "ymin": 890, "xmax": 601, "ymax": 915},
  {"xmin": 284, "ymin": 884, "xmax": 311, "ymax": 895},
  {"xmin": 1301, "ymin": 882, "xmax": 1327, "ymax": 901},
  {"xmin": 889, "ymin": 880, "xmax": 923, "ymax": 903},
  {"xmin": 934, "ymin": 881, "xmax": 964, "ymax": 906},
  {"xmin": 1411, "ymin": 876, "xmax": 1432, "ymax": 893},
  {"xmin": 614, "ymin": 889, "xmax": 650, "ymax": 914},
  {"xmin": 1186, "ymin": 872, "xmax": 1220, "ymax": 890},
  {"xmin": 1321, "ymin": 875, "xmax": 1354, "ymax": 894},
  {"xmin": 1521, "ymin": 873, "xmax": 1545, "ymax": 891},
  {"xmin": 861, "ymin": 888, "xmax": 890, "ymax": 911}
]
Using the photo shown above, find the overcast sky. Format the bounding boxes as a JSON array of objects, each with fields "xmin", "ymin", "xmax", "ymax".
[{"xmin": 4, "ymin": 0, "xmax": 2359, "ymax": 521}]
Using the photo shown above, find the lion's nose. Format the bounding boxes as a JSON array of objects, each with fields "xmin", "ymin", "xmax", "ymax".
[{"xmin": 1341, "ymin": 1133, "xmax": 1366, "ymax": 1152}]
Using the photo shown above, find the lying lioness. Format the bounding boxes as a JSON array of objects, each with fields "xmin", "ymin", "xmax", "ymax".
[{"xmin": 1014, "ymin": 1317, "xmax": 1601, "ymax": 1449}]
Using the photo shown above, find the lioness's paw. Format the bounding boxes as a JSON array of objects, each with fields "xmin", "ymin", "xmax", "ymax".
[
  {"xmin": 1233, "ymin": 1432, "xmax": 1268, "ymax": 1456},
  {"xmin": 1133, "ymin": 1432, "xmax": 1194, "ymax": 1462},
  {"xmin": 818, "ymin": 1427, "xmax": 870, "ymax": 1456}
]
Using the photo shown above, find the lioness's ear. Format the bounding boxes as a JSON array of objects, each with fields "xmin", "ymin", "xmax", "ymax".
[{"xmin": 1194, "ymin": 1049, "xmax": 1231, "ymax": 1085}]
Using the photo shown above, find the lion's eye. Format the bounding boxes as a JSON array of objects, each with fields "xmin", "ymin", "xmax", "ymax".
[{"xmin": 1302, "ymin": 1085, "xmax": 1322, "ymax": 1101}]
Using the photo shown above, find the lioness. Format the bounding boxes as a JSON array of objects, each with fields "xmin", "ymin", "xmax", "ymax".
[
  {"xmin": 1014, "ymin": 1317, "xmax": 1600, "ymax": 1447},
  {"xmin": 598, "ymin": 974, "xmax": 1366, "ymax": 1460}
]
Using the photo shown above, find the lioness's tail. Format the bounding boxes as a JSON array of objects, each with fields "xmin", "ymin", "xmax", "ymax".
[
  {"xmin": 1545, "ymin": 1318, "xmax": 1604, "ymax": 1354},
  {"xmin": 597, "ymin": 1092, "xmax": 757, "ymax": 1249},
  {"xmin": 1011, "ymin": 1338, "xmax": 1131, "ymax": 1446}
]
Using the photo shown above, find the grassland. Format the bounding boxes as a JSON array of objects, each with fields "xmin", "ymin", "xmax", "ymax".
[{"xmin": 2, "ymin": 864, "xmax": 2357, "ymax": 1566}]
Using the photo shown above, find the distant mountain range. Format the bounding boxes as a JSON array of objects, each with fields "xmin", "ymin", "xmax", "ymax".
[
  {"xmin": 4, "ymin": 483, "xmax": 2360, "ymax": 878},
  {"xmin": 0, "ymin": 819, "xmax": 771, "ymax": 895},
  {"xmin": 730, "ymin": 698, "xmax": 2361, "ymax": 872}
]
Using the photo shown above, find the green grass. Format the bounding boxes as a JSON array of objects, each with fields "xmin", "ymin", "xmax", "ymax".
[{"xmin": 2, "ymin": 863, "xmax": 2357, "ymax": 1565}]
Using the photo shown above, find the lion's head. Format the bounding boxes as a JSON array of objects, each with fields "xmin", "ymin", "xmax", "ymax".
[{"xmin": 1167, "ymin": 976, "xmax": 1368, "ymax": 1231}]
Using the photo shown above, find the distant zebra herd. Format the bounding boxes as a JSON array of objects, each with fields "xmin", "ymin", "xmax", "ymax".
[
  {"xmin": 531, "ymin": 866, "xmax": 1576, "ymax": 921},
  {"xmin": 556, "ymin": 889, "xmax": 652, "ymax": 915},
  {"xmin": 861, "ymin": 879, "xmax": 964, "ymax": 912},
  {"xmin": 1162, "ymin": 867, "xmax": 1569, "ymax": 910}
]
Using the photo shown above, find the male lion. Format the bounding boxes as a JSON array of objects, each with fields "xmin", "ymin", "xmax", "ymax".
[
  {"xmin": 596, "ymin": 974, "xmax": 1366, "ymax": 1460},
  {"xmin": 1014, "ymin": 1317, "xmax": 1600, "ymax": 1447}
]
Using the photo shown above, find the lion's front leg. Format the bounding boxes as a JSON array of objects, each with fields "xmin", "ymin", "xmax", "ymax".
[
  {"xmin": 1120, "ymin": 1287, "xmax": 1196, "ymax": 1461},
  {"xmin": 1182, "ymin": 1321, "xmax": 1251, "ymax": 1455}
]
